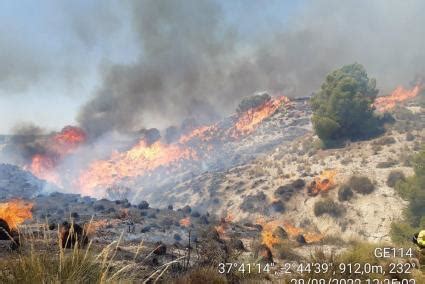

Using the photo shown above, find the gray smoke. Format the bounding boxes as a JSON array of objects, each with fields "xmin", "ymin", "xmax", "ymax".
[{"xmin": 76, "ymin": 0, "xmax": 425, "ymax": 137}]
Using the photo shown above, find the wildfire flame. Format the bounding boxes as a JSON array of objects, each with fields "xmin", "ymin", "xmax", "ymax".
[
  {"xmin": 27, "ymin": 126, "xmax": 86, "ymax": 186},
  {"xmin": 374, "ymin": 85, "xmax": 421, "ymax": 112},
  {"xmin": 179, "ymin": 217, "xmax": 191, "ymax": 227},
  {"xmin": 78, "ymin": 141, "xmax": 196, "ymax": 195},
  {"xmin": 307, "ymin": 170, "xmax": 336, "ymax": 196},
  {"xmin": 229, "ymin": 96, "xmax": 289, "ymax": 138},
  {"xmin": 0, "ymin": 200, "xmax": 33, "ymax": 230},
  {"xmin": 77, "ymin": 96, "xmax": 288, "ymax": 196},
  {"xmin": 258, "ymin": 219, "xmax": 323, "ymax": 247}
]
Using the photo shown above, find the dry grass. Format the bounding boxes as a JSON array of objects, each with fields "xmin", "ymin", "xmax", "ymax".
[{"xmin": 0, "ymin": 220, "xmax": 186, "ymax": 283}]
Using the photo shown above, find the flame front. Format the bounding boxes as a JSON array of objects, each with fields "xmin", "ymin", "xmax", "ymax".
[
  {"xmin": 77, "ymin": 96, "xmax": 288, "ymax": 196},
  {"xmin": 229, "ymin": 96, "xmax": 289, "ymax": 138},
  {"xmin": 0, "ymin": 200, "xmax": 33, "ymax": 230},
  {"xmin": 78, "ymin": 141, "xmax": 196, "ymax": 195},
  {"xmin": 374, "ymin": 85, "xmax": 421, "ymax": 112}
]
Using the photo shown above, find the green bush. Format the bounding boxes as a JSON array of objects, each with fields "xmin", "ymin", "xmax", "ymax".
[
  {"xmin": 236, "ymin": 93, "xmax": 271, "ymax": 114},
  {"xmin": 338, "ymin": 185, "xmax": 353, "ymax": 201},
  {"xmin": 386, "ymin": 170, "xmax": 406, "ymax": 188},
  {"xmin": 393, "ymin": 147, "xmax": 425, "ymax": 227},
  {"xmin": 314, "ymin": 199, "xmax": 344, "ymax": 217},
  {"xmin": 310, "ymin": 63, "xmax": 382, "ymax": 147},
  {"xmin": 390, "ymin": 222, "xmax": 417, "ymax": 245},
  {"xmin": 348, "ymin": 176, "xmax": 375, "ymax": 194}
]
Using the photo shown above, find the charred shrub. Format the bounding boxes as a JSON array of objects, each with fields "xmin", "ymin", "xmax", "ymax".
[
  {"xmin": 60, "ymin": 222, "xmax": 88, "ymax": 249},
  {"xmin": 374, "ymin": 136, "xmax": 396, "ymax": 146},
  {"xmin": 271, "ymin": 200, "xmax": 285, "ymax": 212},
  {"xmin": 386, "ymin": 170, "xmax": 406, "ymax": 188},
  {"xmin": 93, "ymin": 204, "xmax": 105, "ymax": 211},
  {"xmin": 274, "ymin": 184, "xmax": 296, "ymax": 201},
  {"xmin": 0, "ymin": 218, "xmax": 11, "ymax": 240},
  {"xmin": 292, "ymin": 178, "xmax": 306, "ymax": 189},
  {"xmin": 348, "ymin": 176, "xmax": 375, "ymax": 195},
  {"xmin": 376, "ymin": 159, "xmax": 398, "ymax": 168},
  {"xmin": 406, "ymin": 132, "xmax": 415, "ymax": 141},
  {"xmin": 197, "ymin": 227, "xmax": 230, "ymax": 266},
  {"xmin": 240, "ymin": 192, "xmax": 267, "ymax": 213},
  {"xmin": 137, "ymin": 200, "xmax": 149, "ymax": 210},
  {"xmin": 314, "ymin": 199, "xmax": 344, "ymax": 217},
  {"xmin": 338, "ymin": 185, "xmax": 353, "ymax": 202}
]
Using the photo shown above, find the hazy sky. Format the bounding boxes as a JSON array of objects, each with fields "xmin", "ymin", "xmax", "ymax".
[
  {"xmin": 1, "ymin": 0, "xmax": 424, "ymax": 134},
  {"xmin": 0, "ymin": 0, "xmax": 301, "ymax": 134}
]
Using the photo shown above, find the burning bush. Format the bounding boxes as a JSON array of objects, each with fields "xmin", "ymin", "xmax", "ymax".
[
  {"xmin": 311, "ymin": 63, "xmax": 382, "ymax": 148},
  {"xmin": 240, "ymin": 192, "xmax": 267, "ymax": 213},
  {"xmin": 313, "ymin": 199, "xmax": 344, "ymax": 217},
  {"xmin": 0, "ymin": 200, "xmax": 33, "ymax": 230},
  {"xmin": 348, "ymin": 176, "xmax": 375, "ymax": 195},
  {"xmin": 236, "ymin": 93, "xmax": 271, "ymax": 114}
]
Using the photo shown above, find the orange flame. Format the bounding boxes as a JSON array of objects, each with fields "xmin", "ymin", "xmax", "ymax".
[
  {"xmin": 29, "ymin": 154, "xmax": 60, "ymax": 185},
  {"xmin": 307, "ymin": 170, "xmax": 336, "ymax": 196},
  {"xmin": 0, "ymin": 200, "xmax": 33, "ymax": 230},
  {"xmin": 78, "ymin": 141, "xmax": 196, "ymax": 195},
  {"xmin": 77, "ymin": 96, "xmax": 289, "ymax": 196},
  {"xmin": 229, "ymin": 96, "xmax": 289, "ymax": 138},
  {"xmin": 179, "ymin": 217, "xmax": 191, "ymax": 227},
  {"xmin": 258, "ymin": 219, "xmax": 323, "ymax": 246},
  {"xmin": 27, "ymin": 126, "xmax": 86, "ymax": 186},
  {"xmin": 374, "ymin": 85, "xmax": 421, "ymax": 112}
]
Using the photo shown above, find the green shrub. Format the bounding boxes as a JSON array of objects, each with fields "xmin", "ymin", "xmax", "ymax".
[
  {"xmin": 338, "ymin": 185, "xmax": 353, "ymax": 201},
  {"xmin": 236, "ymin": 93, "xmax": 271, "ymax": 114},
  {"xmin": 386, "ymin": 170, "xmax": 406, "ymax": 188},
  {"xmin": 393, "ymin": 147, "xmax": 425, "ymax": 227},
  {"xmin": 314, "ymin": 199, "xmax": 344, "ymax": 217},
  {"xmin": 390, "ymin": 222, "xmax": 417, "ymax": 245},
  {"xmin": 310, "ymin": 63, "xmax": 382, "ymax": 147},
  {"xmin": 348, "ymin": 176, "xmax": 375, "ymax": 194}
]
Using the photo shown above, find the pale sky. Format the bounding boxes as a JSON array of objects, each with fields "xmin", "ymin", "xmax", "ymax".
[
  {"xmin": 0, "ymin": 0, "xmax": 302, "ymax": 134},
  {"xmin": 1, "ymin": 0, "xmax": 424, "ymax": 134}
]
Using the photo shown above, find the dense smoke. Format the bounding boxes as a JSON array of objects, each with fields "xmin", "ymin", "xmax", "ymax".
[
  {"xmin": 77, "ymin": 0, "xmax": 425, "ymax": 137},
  {"xmin": 1, "ymin": 123, "xmax": 48, "ymax": 164}
]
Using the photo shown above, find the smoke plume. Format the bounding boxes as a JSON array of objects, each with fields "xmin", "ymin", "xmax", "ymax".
[{"xmin": 71, "ymin": 0, "xmax": 424, "ymax": 137}]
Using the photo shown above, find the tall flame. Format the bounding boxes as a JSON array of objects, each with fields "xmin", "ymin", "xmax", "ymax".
[
  {"xmin": 0, "ymin": 200, "xmax": 33, "ymax": 230},
  {"xmin": 77, "ymin": 96, "xmax": 288, "ymax": 196},
  {"xmin": 229, "ymin": 96, "xmax": 289, "ymax": 138},
  {"xmin": 374, "ymin": 85, "xmax": 421, "ymax": 112},
  {"xmin": 78, "ymin": 141, "xmax": 196, "ymax": 195}
]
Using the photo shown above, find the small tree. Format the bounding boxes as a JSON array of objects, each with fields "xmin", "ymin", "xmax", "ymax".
[{"xmin": 311, "ymin": 63, "xmax": 381, "ymax": 147}]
